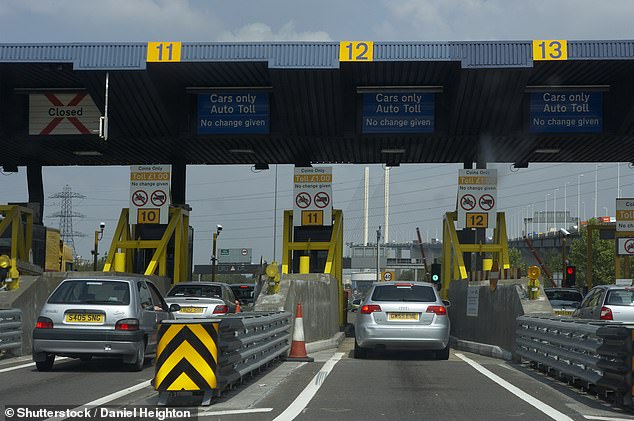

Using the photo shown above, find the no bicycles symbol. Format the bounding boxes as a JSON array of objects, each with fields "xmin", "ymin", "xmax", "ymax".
[
  {"xmin": 460, "ymin": 194, "xmax": 476, "ymax": 211},
  {"xmin": 625, "ymin": 239, "xmax": 634, "ymax": 254},
  {"xmin": 296, "ymin": 192, "xmax": 311, "ymax": 208},
  {"xmin": 132, "ymin": 190, "xmax": 148, "ymax": 207}
]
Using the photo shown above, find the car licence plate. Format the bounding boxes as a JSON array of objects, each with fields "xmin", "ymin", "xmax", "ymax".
[
  {"xmin": 387, "ymin": 312, "xmax": 419, "ymax": 321},
  {"xmin": 180, "ymin": 307, "xmax": 204, "ymax": 314},
  {"xmin": 555, "ymin": 310, "xmax": 574, "ymax": 316},
  {"xmin": 65, "ymin": 313, "xmax": 104, "ymax": 323}
]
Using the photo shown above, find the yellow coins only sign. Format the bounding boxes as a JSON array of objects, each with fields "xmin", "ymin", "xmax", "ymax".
[
  {"xmin": 339, "ymin": 41, "xmax": 374, "ymax": 62},
  {"xmin": 147, "ymin": 42, "xmax": 182, "ymax": 62},
  {"xmin": 532, "ymin": 40, "xmax": 567, "ymax": 61}
]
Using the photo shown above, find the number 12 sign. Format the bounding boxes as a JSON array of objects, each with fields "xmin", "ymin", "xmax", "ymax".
[{"xmin": 339, "ymin": 41, "xmax": 374, "ymax": 62}]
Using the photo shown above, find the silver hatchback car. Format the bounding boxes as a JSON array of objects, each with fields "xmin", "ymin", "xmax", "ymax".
[
  {"xmin": 32, "ymin": 277, "xmax": 179, "ymax": 372},
  {"xmin": 572, "ymin": 284, "xmax": 634, "ymax": 322},
  {"xmin": 164, "ymin": 282, "xmax": 238, "ymax": 319},
  {"xmin": 354, "ymin": 281, "xmax": 451, "ymax": 359}
]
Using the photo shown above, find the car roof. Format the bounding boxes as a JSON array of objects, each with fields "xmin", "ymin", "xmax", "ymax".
[
  {"xmin": 62, "ymin": 277, "xmax": 147, "ymax": 283},
  {"xmin": 544, "ymin": 288, "xmax": 582, "ymax": 292},
  {"xmin": 169, "ymin": 282, "xmax": 227, "ymax": 287},
  {"xmin": 372, "ymin": 281, "xmax": 434, "ymax": 287}
]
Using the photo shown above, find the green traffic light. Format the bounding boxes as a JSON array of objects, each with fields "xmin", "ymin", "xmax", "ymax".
[{"xmin": 432, "ymin": 274, "xmax": 439, "ymax": 281}]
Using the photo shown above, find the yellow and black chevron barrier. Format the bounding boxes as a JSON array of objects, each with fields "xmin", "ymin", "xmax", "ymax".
[{"xmin": 154, "ymin": 319, "xmax": 219, "ymax": 405}]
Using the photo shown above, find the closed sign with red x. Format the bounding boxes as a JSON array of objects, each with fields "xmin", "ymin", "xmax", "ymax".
[{"xmin": 29, "ymin": 92, "xmax": 100, "ymax": 135}]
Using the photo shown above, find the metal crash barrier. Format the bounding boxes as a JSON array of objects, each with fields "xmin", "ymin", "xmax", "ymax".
[
  {"xmin": 154, "ymin": 311, "xmax": 291, "ymax": 406},
  {"xmin": 0, "ymin": 309, "xmax": 22, "ymax": 355},
  {"xmin": 516, "ymin": 315, "xmax": 633, "ymax": 406}
]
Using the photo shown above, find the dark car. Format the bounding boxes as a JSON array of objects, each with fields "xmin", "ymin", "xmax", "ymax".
[
  {"xmin": 229, "ymin": 283, "xmax": 255, "ymax": 306},
  {"xmin": 544, "ymin": 288, "xmax": 583, "ymax": 316}
]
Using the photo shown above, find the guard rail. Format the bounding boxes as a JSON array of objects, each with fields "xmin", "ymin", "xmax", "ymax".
[
  {"xmin": 156, "ymin": 311, "xmax": 291, "ymax": 405},
  {"xmin": 0, "ymin": 309, "xmax": 22, "ymax": 356},
  {"xmin": 516, "ymin": 315, "xmax": 632, "ymax": 406}
]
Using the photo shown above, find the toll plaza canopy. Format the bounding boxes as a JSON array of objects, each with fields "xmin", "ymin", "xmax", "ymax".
[{"xmin": 2, "ymin": 40, "xmax": 634, "ymax": 170}]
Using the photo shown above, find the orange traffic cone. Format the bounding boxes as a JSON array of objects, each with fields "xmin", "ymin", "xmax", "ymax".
[
  {"xmin": 285, "ymin": 303, "xmax": 314, "ymax": 362},
  {"xmin": 235, "ymin": 300, "xmax": 241, "ymax": 313}
]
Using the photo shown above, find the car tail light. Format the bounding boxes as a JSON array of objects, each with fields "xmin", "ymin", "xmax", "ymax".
[
  {"xmin": 600, "ymin": 306, "xmax": 613, "ymax": 320},
  {"xmin": 213, "ymin": 305, "xmax": 228, "ymax": 314},
  {"xmin": 426, "ymin": 306, "xmax": 447, "ymax": 316},
  {"xmin": 240, "ymin": 285, "xmax": 249, "ymax": 289},
  {"xmin": 36, "ymin": 317, "xmax": 53, "ymax": 329},
  {"xmin": 395, "ymin": 283, "xmax": 413, "ymax": 287},
  {"xmin": 360, "ymin": 304, "xmax": 381, "ymax": 314},
  {"xmin": 115, "ymin": 318, "xmax": 139, "ymax": 331}
]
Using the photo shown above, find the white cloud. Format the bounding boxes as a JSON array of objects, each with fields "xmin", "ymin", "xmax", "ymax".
[{"xmin": 217, "ymin": 21, "xmax": 331, "ymax": 42}]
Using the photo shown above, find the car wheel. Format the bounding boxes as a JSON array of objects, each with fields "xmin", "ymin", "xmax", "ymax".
[
  {"xmin": 128, "ymin": 341, "xmax": 145, "ymax": 372},
  {"xmin": 354, "ymin": 338, "xmax": 367, "ymax": 359},
  {"xmin": 36, "ymin": 354, "xmax": 55, "ymax": 372},
  {"xmin": 435, "ymin": 344, "xmax": 450, "ymax": 360}
]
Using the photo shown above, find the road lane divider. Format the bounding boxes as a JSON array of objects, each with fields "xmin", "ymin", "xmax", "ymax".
[
  {"xmin": 0, "ymin": 357, "xmax": 69, "ymax": 373},
  {"xmin": 273, "ymin": 352, "xmax": 344, "ymax": 421},
  {"xmin": 456, "ymin": 353, "xmax": 573, "ymax": 421}
]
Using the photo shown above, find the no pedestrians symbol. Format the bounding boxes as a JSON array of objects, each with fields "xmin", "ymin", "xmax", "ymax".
[
  {"xmin": 151, "ymin": 190, "xmax": 167, "ymax": 207},
  {"xmin": 296, "ymin": 192, "xmax": 311, "ymax": 208},
  {"xmin": 479, "ymin": 194, "xmax": 495, "ymax": 211},
  {"xmin": 314, "ymin": 192, "xmax": 330, "ymax": 208},
  {"xmin": 460, "ymin": 194, "xmax": 476, "ymax": 211},
  {"xmin": 132, "ymin": 190, "xmax": 148, "ymax": 207}
]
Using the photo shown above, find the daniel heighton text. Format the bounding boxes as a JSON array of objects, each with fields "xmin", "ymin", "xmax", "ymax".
[{"xmin": 4, "ymin": 405, "xmax": 196, "ymax": 421}]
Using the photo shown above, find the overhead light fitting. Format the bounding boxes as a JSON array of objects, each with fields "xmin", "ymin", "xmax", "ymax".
[
  {"xmin": 513, "ymin": 162, "xmax": 529, "ymax": 168},
  {"xmin": 253, "ymin": 163, "xmax": 269, "ymax": 170},
  {"xmin": 229, "ymin": 149, "xmax": 255, "ymax": 154},
  {"xmin": 2, "ymin": 165, "xmax": 18, "ymax": 173},
  {"xmin": 73, "ymin": 151, "xmax": 102, "ymax": 156},
  {"xmin": 534, "ymin": 149, "xmax": 560, "ymax": 154},
  {"xmin": 381, "ymin": 149, "xmax": 406, "ymax": 154}
]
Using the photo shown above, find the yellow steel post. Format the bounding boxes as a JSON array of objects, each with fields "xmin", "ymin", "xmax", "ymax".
[
  {"xmin": 103, "ymin": 209, "xmax": 130, "ymax": 272},
  {"xmin": 146, "ymin": 209, "xmax": 181, "ymax": 276},
  {"xmin": 282, "ymin": 210, "xmax": 293, "ymax": 274}
]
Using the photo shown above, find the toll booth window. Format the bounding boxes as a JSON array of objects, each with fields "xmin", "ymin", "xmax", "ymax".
[
  {"xmin": 371, "ymin": 285, "xmax": 436, "ymax": 302},
  {"xmin": 167, "ymin": 285, "xmax": 222, "ymax": 298}
]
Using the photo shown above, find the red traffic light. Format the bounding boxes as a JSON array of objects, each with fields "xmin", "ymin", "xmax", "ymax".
[{"xmin": 566, "ymin": 267, "xmax": 574, "ymax": 275}]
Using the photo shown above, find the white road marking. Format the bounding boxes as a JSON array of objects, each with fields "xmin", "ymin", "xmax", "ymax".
[
  {"xmin": 272, "ymin": 352, "xmax": 344, "ymax": 421},
  {"xmin": 45, "ymin": 379, "xmax": 151, "ymax": 421},
  {"xmin": 198, "ymin": 408, "xmax": 274, "ymax": 417},
  {"xmin": 584, "ymin": 416, "xmax": 634, "ymax": 421},
  {"xmin": 0, "ymin": 357, "xmax": 68, "ymax": 373},
  {"xmin": 456, "ymin": 353, "xmax": 574, "ymax": 421}
]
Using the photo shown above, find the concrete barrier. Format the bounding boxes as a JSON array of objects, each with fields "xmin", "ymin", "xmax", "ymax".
[
  {"xmin": 448, "ymin": 279, "xmax": 553, "ymax": 355},
  {"xmin": 254, "ymin": 273, "xmax": 340, "ymax": 343},
  {"xmin": 0, "ymin": 271, "xmax": 171, "ymax": 356}
]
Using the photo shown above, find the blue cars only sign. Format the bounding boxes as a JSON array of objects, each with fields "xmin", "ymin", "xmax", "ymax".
[{"xmin": 197, "ymin": 92, "xmax": 269, "ymax": 134}]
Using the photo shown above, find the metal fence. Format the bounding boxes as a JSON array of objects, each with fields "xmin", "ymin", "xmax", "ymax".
[
  {"xmin": 516, "ymin": 315, "xmax": 632, "ymax": 406},
  {"xmin": 156, "ymin": 311, "xmax": 291, "ymax": 405},
  {"xmin": 0, "ymin": 309, "xmax": 22, "ymax": 355}
]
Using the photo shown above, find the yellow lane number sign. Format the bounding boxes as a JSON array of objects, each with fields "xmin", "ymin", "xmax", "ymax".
[
  {"xmin": 532, "ymin": 40, "xmax": 567, "ymax": 61},
  {"xmin": 138, "ymin": 208, "xmax": 160, "ymax": 224},
  {"xmin": 147, "ymin": 42, "xmax": 182, "ymax": 62},
  {"xmin": 339, "ymin": 41, "xmax": 374, "ymax": 62},
  {"xmin": 302, "ymin": 210, "xmax": 323, "ymax": 226},
  {"xmin": 466, "ymin": 212, "xmax": 488, "ymax": 229}
]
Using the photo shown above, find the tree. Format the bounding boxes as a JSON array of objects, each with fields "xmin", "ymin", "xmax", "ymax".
[
  {"xmin": 508, "ymin": 247, "xmax": 528, "ymax": 275},
  {"xmin": 568, "ymin": 218, "xmax": 615, "ymax": 287}
]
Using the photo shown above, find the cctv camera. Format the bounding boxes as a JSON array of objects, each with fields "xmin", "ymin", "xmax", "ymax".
[
  {"xmin": 216, "ymin": 224, "xmax": 223, "ymax": 231},
  {"xmin": 99, "ymin": 222, "xmax": 106, "ymax": 230},
  {"xmin": 559, "ymin": 228, "xmax": 570, "ymax": 236}
]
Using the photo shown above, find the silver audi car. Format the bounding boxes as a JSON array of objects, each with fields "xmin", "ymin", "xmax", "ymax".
[
  {"xmin": 32, "ymin": 277, "xmax": 179, "ymax": 372},
  {"xmin": 354, "ymin": 281, "xmax": 451, "ymax": 359}
]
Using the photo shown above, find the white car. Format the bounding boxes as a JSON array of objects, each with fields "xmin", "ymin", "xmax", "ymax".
[{"xmin": 164, "ymin": 282, "xmax": 238, "ymax": 318}]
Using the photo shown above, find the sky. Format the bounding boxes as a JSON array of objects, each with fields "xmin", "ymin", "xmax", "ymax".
[{"xmin": 0, "ymin": 0, "xmax": 633, "ymax": 266}]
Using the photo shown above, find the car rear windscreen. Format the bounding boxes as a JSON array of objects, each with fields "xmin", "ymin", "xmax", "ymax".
[
  {"xmin": 606, "ymin": 289, "xmax": 634, "ymax": 306},
  {"xmin": 230, "ymin": 286, "xmax": 254, "ymax": 301},
  {"xmin": 167, "ymin": 285, "xmax": 222, "ymax": 298},
  {"xmin": 545, "ymin": 290, "xmax": 583, "ymax": 302},
  {"xmin": 48, "ymin": 280, "xmax": 130, "ymax": 305},
  {"xmin": 371, "ymin": 285, "xmax": 436, "ymax": 302}
]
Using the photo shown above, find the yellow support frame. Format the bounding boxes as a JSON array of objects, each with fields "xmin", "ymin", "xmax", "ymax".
[
  {"xmin": 281, "ymin": 209, "xmax": 345, "ymax": 325},
  {"xmin": 0, "ymin": 205, "xmax": 33, "ymax": 287},
  {"xmin": 103, "ymin": 207, "xmax": 190, "ymax": 283},
  {"xmin": 441, "ymin": 211, "xmax": 510, "ymax": 298}
]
